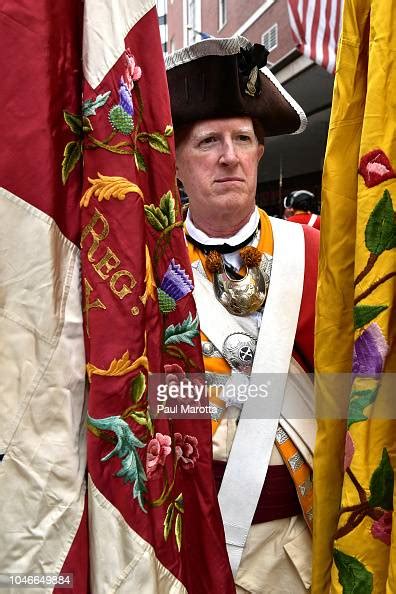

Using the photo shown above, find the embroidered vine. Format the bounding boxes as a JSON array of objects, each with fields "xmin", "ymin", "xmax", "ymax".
[
  {"xmin": 353, "ymin": 190, "xmax": 396, "ymax": 301},
  {"xmin": 336, "ymin": 447, "xmax": 393, "ymax": 542},
  {"xmin": 62, "ymin": 50, "xmax": 173, "ymax": 184}
]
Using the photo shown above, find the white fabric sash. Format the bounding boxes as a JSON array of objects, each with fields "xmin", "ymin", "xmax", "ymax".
[
  {"xmin": 192, "ymin": 217, "xmax": 306, "ymax": 576},
  {"xmin": 308, "ymin": 213, "xmax": 318, "ymax": 227}
]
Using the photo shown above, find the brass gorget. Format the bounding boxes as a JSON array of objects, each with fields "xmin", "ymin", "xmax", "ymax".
[{"xmin": 213, "ymin": 260, "xmax": 267, "ymax": 316}]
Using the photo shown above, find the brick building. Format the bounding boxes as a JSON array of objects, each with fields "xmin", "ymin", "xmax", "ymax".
[{"xmin": 160, "ymin": 0, "xmax": 334, "ymax": 215}]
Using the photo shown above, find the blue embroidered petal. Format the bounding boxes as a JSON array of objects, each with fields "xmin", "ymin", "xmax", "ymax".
[
  {"xmin": 353, "ymin": 322, "xmax": 389, "ymax": 376},
  {"xmin": 119, "ymin": 78, "xmax": 134, "ymax": 116},
  {"xmin": 160, "ymin": 259, "xmax": 194, "ymax": 301}
]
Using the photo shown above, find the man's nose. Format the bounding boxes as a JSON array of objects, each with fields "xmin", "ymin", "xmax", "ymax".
[{"xmin": 219, "ymin": 139, "xmax": 239, "ymax": 166}]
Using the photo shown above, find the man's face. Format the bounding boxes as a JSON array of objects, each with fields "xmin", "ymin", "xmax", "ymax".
[{"xmin": 176, "ymin": 117, "xmax": 264, "ymax": 232}]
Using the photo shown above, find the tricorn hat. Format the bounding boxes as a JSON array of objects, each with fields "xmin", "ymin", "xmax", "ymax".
[{"xmin": 165, "ymin": 36, "xmax": 307, "ymax": 137}]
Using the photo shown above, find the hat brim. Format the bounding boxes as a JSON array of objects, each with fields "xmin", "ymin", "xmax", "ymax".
[{"xmin": 166, "ymin": 36, "xmax": 307, "ymax": 137}]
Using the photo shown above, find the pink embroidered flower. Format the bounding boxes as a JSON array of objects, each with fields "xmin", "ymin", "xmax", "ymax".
[
  {"xmin": 146, "ymin": 432, "xmax": 172, "ymax": 479},
  {"xmin": 344, "ymin": 431, "xmax": 355, "ymax": 471},
  {"xmin": 371, "ymin": 511, "xmax": 393, "ymax": 545},
  {"xmin": 125, "ymin": 50, "xmax": 142, "ymax": 91},
  {"xmin": 359, "ymin": 149, "xmax": 396, "ymax": 188},
  {"xmin": 174, "ymin": 433, "xmax": 199, "ymax": 470},
  {"xmin": 164, "ymin": 363, "xmax": 185, "ymax": 383}
]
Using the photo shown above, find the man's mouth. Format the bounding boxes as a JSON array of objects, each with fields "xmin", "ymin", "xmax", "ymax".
[{"xmin": 214, "ymin": 177, "xmax": 244, "ymax": 183}]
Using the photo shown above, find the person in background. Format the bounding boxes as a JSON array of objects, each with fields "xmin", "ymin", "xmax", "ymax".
[{"xmin": 283, "ymin": 190, "xmax": 321, "ymax": 230}]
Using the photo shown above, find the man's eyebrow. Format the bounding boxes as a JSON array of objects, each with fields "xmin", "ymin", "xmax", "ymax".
[
  {"xmin": 192, "ymin": 129, "xmax": 218, "ymax": 140},
  {"xmin": 192, "ymin": 127, "xmax": 255, "ymax": 140}
]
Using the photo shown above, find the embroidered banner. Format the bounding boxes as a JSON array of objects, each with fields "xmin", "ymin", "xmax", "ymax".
[
  {"xmin": 313, "ymin": 0, "xmax": 396, "ymax": 592},
  {"xmin": 0, "ymin": 1, "xmax": 233, "ymax": 591}
]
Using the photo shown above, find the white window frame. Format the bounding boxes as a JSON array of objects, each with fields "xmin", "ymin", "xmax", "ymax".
[
  {"xmin": 218, "ymin": 0, "xmax": 227, "ymax": 30},
  {"xmin": 262, "ymin": 23, "xmax": 278, "ymax": 52},
  {"xmin": 183, "ymin": 0, "xmax": 202, "ymax": 46}
]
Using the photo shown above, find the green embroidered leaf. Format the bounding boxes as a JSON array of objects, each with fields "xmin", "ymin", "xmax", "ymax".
[
  {"xmin": 130, "ymin": 372, "xmax": 146, "ymax": 403},
  {"xmin": 365, "ymin": 190, "xmax": 396, "ymax": 255},
  {"xmin": 174, "ymin": 492, "xmax": 184, "ymax": 513},
  {"xmin": 130, "ymin": 411, "xmax": 148, "ymax": 426},
  {"xmin": 164, "ymin": 124, "xmax": 174, "ymax": 137},
  {"xmin": 354, "ymin": 305, "xmax": 388, "ymax": 329},
  {"xmin": 164, "ymin": 312, "xmax": 199, "ymax": 347},
  {"xmin": 164, "ymin": 502, "xmax": 175, "ymax": 541},
  {"xmin": 348, "ymin": 387, "xmax": 378, "ymax": 428},
  {"xmin": 147, "ymin": 132, "xmax": 170, "ymax": 154},
  {"xmin": 157, "ymin": 288, "xmax": 176, "ymax": 314},
  {"xmin": 82, "ymin": 91, "xmax": 111, "ymax": 116},
  {"xmin": 61, "ymin": 141, "xmax": 82, "ymax": 184},
  {"xmin": 146, "ymin": 408, "xmax": 154, "ymax": 437},
  {"xmin": 116, "ymin": 449, "xmax": 147, "ymax": 512},
  {"xmin": 144, "ymin": 204, "xmax": 168, "ymax": 231},
  {"xmin": 82, "ymin": 116, "xmax": 93, "ymax": 133},
  {"xmin": 175, "ymin": 512, "xmax": 182, "ymax": 551},
  {"xmin": 109, "ymin": 105, "xmax": 134, "ymax": 135},
  {"xmin": 64, "ymin": 111, "xmax": 83, "ymax": 135},
  {"xmin": 160, "ymin": 191, "xmax": 176, "ymax": 225},
  {"xmin": 368, "ymin": 448, "xmax": 394, "ymax": 510},
  {"xmin": 334, "ymin": 549, "xmax": 373, "ymax": 594},
  {"xmin": 134, "ymin": 150, "xmax": 147, "ymax": 172},
  {"xmin": 87, "ymin": 414, "xmax": 147, "ymax": 511}
]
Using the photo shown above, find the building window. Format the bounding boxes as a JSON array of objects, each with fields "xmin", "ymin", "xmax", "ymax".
[
  {"xmin": 262, "ymin": 23, "xmax": 278, "ymax": 52},
  {"xmin": 185, "ymin": 0, "xmax": 201, "ymax": 45},
  {"xmin": 218, "ymin": 0, "xmax": 227, "ymax": 29}
]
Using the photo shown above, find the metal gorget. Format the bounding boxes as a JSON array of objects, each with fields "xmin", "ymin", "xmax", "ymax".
[{"xmin": 213, "ymin": 260, "xmax": 267, "ymax": 316}]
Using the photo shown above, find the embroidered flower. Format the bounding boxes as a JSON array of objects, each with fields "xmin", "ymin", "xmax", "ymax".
[
  {"xmin": 359, "ymin": 149, "xmax": 396, "ymax": 188},
  {"xmin": 146, "ymin": 432, "xmax": 172, "ymax": 479},
  {"xmin": 371, "ymin": 511, "xmax": 392, "ymax": 545},
  {"xmin": 344, "ymin": 431, "xmax": 355, "ymax": 471},
  {"xmin": 119, "ymin": 76, "xmax": 134, "ymax": 116},
  {"xmin": 353, "ymin": 323, "xmax": 389, "ymax": 377},
  {"xmin": 174, "ymin": 433, "xmax": 199, "ymax": 470},
  {"xmin": 164, "ymin": 363, "xmax": 185, "ymax": 385},
  {"xmin": 160, "ymin": 259, "xmax": 194, "ymax": 301},
  {"xmin": 125, "ymin": 50, "xmax": 142, "ymax": 91}
]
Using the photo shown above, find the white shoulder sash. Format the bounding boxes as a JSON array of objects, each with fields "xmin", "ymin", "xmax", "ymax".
[{"xmin": 192, "ymin": 218, "xmax": 306, "ymax": 575}]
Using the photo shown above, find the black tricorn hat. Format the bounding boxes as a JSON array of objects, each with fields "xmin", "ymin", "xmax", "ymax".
[{"xmin": 165, "ymin": 36, "xmax": 307, "ymax": 137}]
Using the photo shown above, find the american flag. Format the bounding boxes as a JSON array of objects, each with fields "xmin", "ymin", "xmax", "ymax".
[{"xmin": 287, "ymin": 0, "xmax": 344, "ymax": 74}]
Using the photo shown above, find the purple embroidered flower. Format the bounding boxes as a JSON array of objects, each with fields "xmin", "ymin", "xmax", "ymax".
[
  {"xmin": 160, "ymin": 259, "xmax": 194, "ymax": 301},
  {"xmin": 174, "ymin": 433, "xmax": 199, "ymax": 470},
  {"xmin": 118, "ymin": 77, "xmax": 134, "ymax": 116},
  {"xmin": 371, "ymin": 511, "xmax": 392, "ymax": 545},
  {"xmin": 146, "ymin": 432, "xmax": 172, "ymax": 479},
  {"xmin": 353, "ymin": 323, "xmax": 389, "ymax": 377}
]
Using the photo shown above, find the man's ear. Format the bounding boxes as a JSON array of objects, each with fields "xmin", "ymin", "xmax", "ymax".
[{"xmin": 258, "ymin": 143, "xmax": 265, "ymax": 161}]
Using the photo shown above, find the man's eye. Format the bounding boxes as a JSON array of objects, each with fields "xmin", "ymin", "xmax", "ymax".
[
  {"xmin": 238, "ymin": 135, "xmax": 252, "ymax": 142},
  {"xmin": 200, "ymin": 136, "xmax": 217, "ymax": 146}
]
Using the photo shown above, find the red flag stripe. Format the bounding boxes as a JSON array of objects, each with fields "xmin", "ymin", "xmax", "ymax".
[{"xmin": 287, "ymin": 0, "xmax": 344, "ymax": 74}]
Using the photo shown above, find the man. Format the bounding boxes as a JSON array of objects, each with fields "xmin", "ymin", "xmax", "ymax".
[
  {"xmin": 284, "ymin": 190, "xmax": 321, "ymax": 230},
  {"xmin": 166, "ymin": 36, "xmax": 319, "ymax": 593}
]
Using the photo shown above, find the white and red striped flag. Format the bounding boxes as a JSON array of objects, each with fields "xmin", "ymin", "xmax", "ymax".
[{"xmin": 287, "ymin": 0, "xmax": 344, "ymax": 74}]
